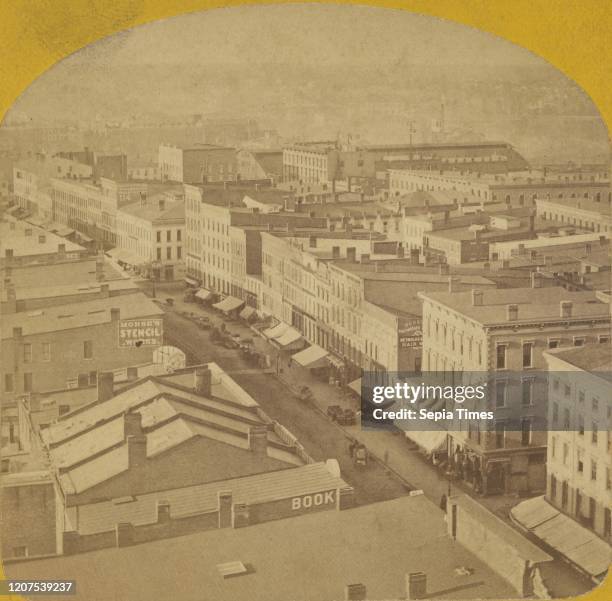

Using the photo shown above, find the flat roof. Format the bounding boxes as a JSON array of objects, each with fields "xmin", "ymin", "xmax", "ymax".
[
  {"xmin": 1, "ymin": 292, "xmax": 162, "ymax": 338},
  {"xmin": 5, "ymin": 495, "xmax": 518, "ymax": 601},
  {"xmin": 0, "ymin": 221, "xmax": 85, "ymax": 257},
  {"xmin": 2, "ymin": 279, "xmax": 138, "ymax": 302},
  {"xmin": 119, "ymin": 198, "xmax": 185, "ymax": 222},
  {"xmin": 546, "ymin": 344, "xmax": 612, "ymax": 372},
  {"xmin": 419, "ymin": 287, "xmax": 610, "ymax": 325}
]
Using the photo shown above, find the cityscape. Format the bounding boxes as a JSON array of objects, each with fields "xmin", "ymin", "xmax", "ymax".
[{"xmin": 0, "ymin": 5, "xmax": 610, "ymax": 601}]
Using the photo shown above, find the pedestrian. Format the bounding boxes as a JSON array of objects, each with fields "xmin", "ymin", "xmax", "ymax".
[{"xmin": 439, "ymin": 493, "xmax": 447, "ymax": 512}]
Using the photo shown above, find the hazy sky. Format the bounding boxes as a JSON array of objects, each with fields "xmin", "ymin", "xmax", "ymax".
[{"xmin": 63, "ymin": 4, "xmax": 545, "ymax": 69}]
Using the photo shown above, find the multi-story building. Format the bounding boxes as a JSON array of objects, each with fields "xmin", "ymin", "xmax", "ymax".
[
  {"xmin": 536, "ymin": 195, "xmax": 611, "ymax": 234},
  {"xmin": 159, "ymin": 143, "xmax": 237, "ymax": 184},
  {"xmin": 114, "ymin": 190, "xmax": 185, "ymax": 280},
  {"xmin": 1, "ymin": 292, "xmax": 163, "ymax": 402},
  {"xmin": 13, "ymin": 155, "xmax": 93, "ymax": 221},
  {"xmin": 389, "ymin": 169, "xmax": 610, "ymax": 212},
  {"xmin": 282, "ymin": 141, "xmax": 340, "ymax": 184},
  {"xmin": 543, "ymin": 345, "xmax": 611, "ymax": 541},
  {"xmin": 236, "ymin": 149, "xmax": 282, "ymax": 182},
  {"xmin": 418, "ymin": 286, "xmax": 611, "ymax": 496}
]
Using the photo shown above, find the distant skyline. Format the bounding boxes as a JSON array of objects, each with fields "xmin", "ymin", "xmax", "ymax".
[{"xmin": 3, "ymin": 4, "xmax": 609, "ymax": 164}]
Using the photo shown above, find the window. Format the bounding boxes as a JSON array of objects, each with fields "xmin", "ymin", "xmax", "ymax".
[
  {"xmin": 23, "ymin": 343, "xmax": 32, "ymax": 363},
  {"xmin": 42, "ymin": 342, "xmax": 51, "ymax": 362},
  {"xmin": 606, "ymin": 467, "xmax": 611, "ymax": 491},
  {"xmin": 563, "ymin": 408, "xmax": 570, "ymax": 429},
  {"xmin": 591, "ymin": 460, "xmax": 597, "ymax": 482},
  {"xmin": 157, "ymin": 247, "xmax": 162, "ymax": 261},
  {"xmin": 177, "ymin": 246, "xmax": 182, "ymax": 259},
  {"xmin": 573, "ymin": 337, "xmax": 585, "ymax": 347},
  {"xmin": 548, "ymin": 339, "xmax": 560, "ymax": 349},
  {"xmin": 83, "ymin": 340, "xmax": 93, "ymax": 360},
  {"xmin": 496, "ymin": 344, "xmax": 507, "ymax": 369},
  {"xmin": 552, "ymin": 378, "xmax": 559, "ymax": 391},
  {"xmin": 495, "ymin": 380, "xmax": 507, "ymax": 408},
  {"xmin": 577, "ymin": 449, "xmax": 584, "ymax": 474},
  {"xmin": 177, "ymin": 229, "xmax": 182, "ymax": 242},
  {"xmin": 552, "ymin": 402, "xmax": 558, "ymax": 424},
  {"xmin": 23, "ymin": 372, "xmax": 33, "ymax": 392},
  {"xmin": 578, "ymin": 390, "xmax": 585, "ymax": 404},
  {"xmin": 592, "ymin": 422, "xmax": 598, "ymax": 444},
  {"xmin": 578, "ymin": 415, "xmax": 584, "ymax": 436},
  {"xmin": 592, "ymin": 397, "xmax": 599, "ymax": 412},
  {"xmin": 89, "ymin": 371, "xmax": 98, "ymax": 386},
  {"xmin": 521, "ymin": 419, "xmax": 531, "ymax": 446},
  {"xmin": 156, "ymin": 231, "xmax": 161, "ymax": 243},
  {"xmin": 12, "ymin": 546, "xmax": 28, "ymax": 558},
  {"xmin": 166, "ymin": 247, "xmax": 172, "ymax": 260},
  {"xmin": 521, "ymin": 379, "xmax": 533, "ymax": 406},
  {"xmin": 564, "ymin": 384, "xmax": 571, "ymax": 397},
  {"xmin": 522, "ymin": 342, "xmax": 533, "ymax": 368},
  {"xmin": 551, "ymin": 435, "xmax": 556, "ymax": 458},
  {"xmin": 563, "ymin": 442, "xmax": 569, "ymax": 465},
  {"xmin": 599, "ymin": 334, "xmax": 610, "ymax": 344},
  {"xmin": 4, "ymin": 373, "xmax": 14, "ymax": 393},
  {"xmin": 495, "ymin": 422, "xmax": 506, "ymax": 448},
  {"xmin": 166, "ymin": 230, "xmax": 171, "ymax": 242}
]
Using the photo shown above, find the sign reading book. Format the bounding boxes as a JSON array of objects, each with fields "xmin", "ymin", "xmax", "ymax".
[{"xmin": 118, "ymin": 318, "xmax": 163, "ymax": 347}]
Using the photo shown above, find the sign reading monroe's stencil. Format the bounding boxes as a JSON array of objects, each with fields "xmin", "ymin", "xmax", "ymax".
[{"xmin": 118, "ymin": 319, "xmax": 163, "ymax": 347}]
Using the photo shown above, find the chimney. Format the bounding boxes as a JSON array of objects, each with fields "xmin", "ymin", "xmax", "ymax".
[
  {"xmin": 560, "ymin": 301, "xmax": 573, "ymax": 318},
  {"xmin": 248, "ymin": 425, "xmax": 268, "ymax": 457},
  {"xmin": 345, "ymin": 584, "xmax": 367, "ymax": 601},
  {"xmin": 529, "ymin": 214, "xmax": 535, "ymax": 231},
  {"xmin": 544, "ymin": 256, "xmax": 553, "ymax": 268},
  {"xmin": 6, "ymin": 285, "xmax": 16, "ymax": 312},
  {"xmin": 97, "ymin": 372, "xmax": 115, "ymax": 402},
  {"xmin": 518, "ymin": 243, "xmax": 526, "ymax": 255},
  {"xmin": 397, "ymin": 243, "xmax": 405, "ymax": 258},
  {"xmin": 232, "ymin": 503, "xmax": 250, "ymax": 528},
  {"xmin": 443, "ymin": 210, "xmax": 450, "ymax": 224},
  {"xmin": 58, "ymin": 243, "xmax": 66, "ymax": 259},
  {"xmin": 531, "ymin": 272, "xmax": 542, "ymax": 288},
  {"xmin": 472, "ymin": 290, "xmax": 483, "ymax": 306},
  {"xmin": 194, "ymin": 367, "xmax": 212, "ymax": 397},
  {"xmin": 110, "ymin": 307, "xmax": 120, "ymax": 322},
  {"xmin": 448, "ymin": 276, "xmax": 459, "ymax": 293},
  {"xmin": 38, "ymin": 234, "xmax": 46, "ymax": 244},
  {"xmin": 124, "ymin": 411, "xmax": 142, "ymax": 438},
  {"xmin": 346, "ymin": 223, "xmax": 353, "ymax": 234},
  {"xmin": 13, "ymin": 326, "xmax": 22, "ymax": 339},
  {"xmin": 346, "ymin": 247, "xmax": 356, "ymax": 262},
  {"xmin": 360, "ymin": 253, "xmax": 370, "ymax": 263},
  {"xmin": 5, "ymin": 248, "xmax": 14, "ymax": 261},
  {"xmin": 218, "ymin": 491, "xmax": 233, "ymax": 528},
  {"xmin": 599, "ymin": 235, "xmax": 606, "ymax": 246},
  {"xmin": 156, "ymin": 500, "xmax": 171, "ymax": 523},
  {"xmin": 507, "ymin": 304, "xmax": 518, "ymax": 321},
  {"xmin": 100, "ymin": 283, "xmax": 110, "ymax": 296},
  {"xmin": 438, "ymin": 263, "xmax": 449, "ymax": 275},
  {"xmin": 309, "ymin": 235, "xmax": 317, "ymax": 248},
  {"xmin": 95, "ymin": 258, "xmax": 105, "ymax": 281},
  {"xmin": 127, "ymin": 434, "xmax": 147, "ymax": 468},
  {"xmin": 406, "ymin": 572, "xmax": 427, "ymax": 600},
  {"xmin": 332, "ymin": 246, "xmax": 340, "ymax": 259},
  {"xmin": 585, "ymin": 243, "xmax": 592, "ymax": 254}
]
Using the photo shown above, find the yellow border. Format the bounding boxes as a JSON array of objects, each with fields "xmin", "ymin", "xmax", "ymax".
[{"xmin": 0, "ymin": 1, "xmax": 610, "ymax": 600}]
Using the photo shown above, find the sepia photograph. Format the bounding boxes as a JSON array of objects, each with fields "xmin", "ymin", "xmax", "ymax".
[{"xmin": 0, "ymin": 4, "xmax": 610, "ymax": 600}]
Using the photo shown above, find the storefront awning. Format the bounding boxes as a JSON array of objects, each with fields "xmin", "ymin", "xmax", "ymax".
[
  {"xmin": 263, "ymin": 322, "xmax": 289, "ymax": 340},
  {"xmin": 185, "ymin": 276, "xmax": 199, "ymax": 287},
  {"xmin": 292, "ymin": 344, "xmax": 328, "ymax": 368},
  {"xmin": 326, "ymin": 354, "xmax": 345, "ymax": 370},
  {"xmin": 275, "ymin": 327, "xmax": 303, "ymax": 348},
  {"xmin": 195, "ymin": 288, "xmax": 212, "ymax": 301},
  {"xmin": 511, "ymin": 496, "xmax": 611, "ymax": 578},
  {"xmin": 348, "ymin": 378, "xmax": 361, "ymax": 395},
  {"xmin": 404, "ymin": 430, "xmax": 448, "ymax": 454},
  {"xmin": 239, "ymin": 306, "xmax": 257, "ymax": 321},
  {"xmin": 212, "ymin": 296, "xmax": 244, "ymax": 313}
]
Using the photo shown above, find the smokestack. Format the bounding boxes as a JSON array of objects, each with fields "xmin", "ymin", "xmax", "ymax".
[
  {"xmin": 472, "ymin": 290, "xmax": 483, "ymax": 306},
  {"xmin": 560, "ymin": 301, "xmax": 573, "ymax": 318},
  {"xmin": 248, "ymin": 425, "xmax": 268, "ymax": 457},
  {"xmin": 194, "ymin": 367, "xmax": 212, "ymax": 397},
  {"xmin": 97, "ymin": 372, "xmax": 114, "ymax": 401},
  {"xmin": 406, "ymin": 572, "xmax": 427, "ymax": 600},
  {"xmin": 506, "ymin": 304, "xmax": 518, "ymax": 321}
]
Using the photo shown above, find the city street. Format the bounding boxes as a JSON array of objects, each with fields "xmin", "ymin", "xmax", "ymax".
[{"xmin": 152, "ymin": 281, "xmax": 597, "ymax": 598}]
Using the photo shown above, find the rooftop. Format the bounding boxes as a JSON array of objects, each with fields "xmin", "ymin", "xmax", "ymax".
[
  {"xmin": 5, "ymin": 495, "xmax": 518, "ymax": 601},
  {"xmin": 119, "ymin": 197, "xmax": 185, "ymax": 222},
  {"xmin": 419, "ymin": 287, "xmax": 610, "ymax": 325},
  {"xmin": 1, "ymin": 292, "xmax": 161, "ymax": 338},
  {"xmin": 546, "ymin": 344, "xmax": 612, "ymax": 372},
  {"xmin": 1, "ymin": 278, "xmax": 138, "ymax": 303},
  {"xmin": 0, "ymin": 221, "xmax": 85, "ymax": 258}
]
